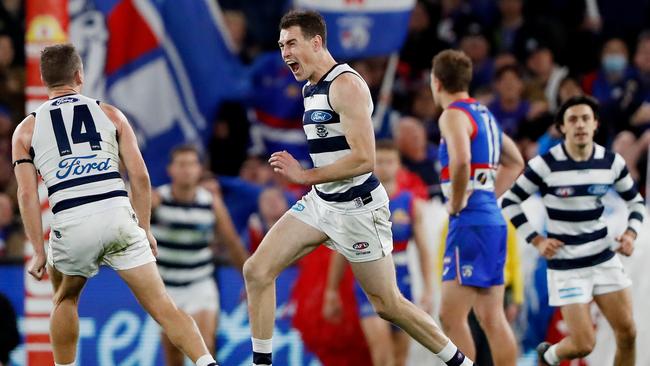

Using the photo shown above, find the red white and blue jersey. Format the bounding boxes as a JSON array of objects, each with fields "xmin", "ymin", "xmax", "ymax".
[
  {"xmin": 390, "ymin": 190, "xmax": 414, "ymax": 256},
  {"xmin": 439, "ymin": 98, "xmax": 505, "ymax": 226}
]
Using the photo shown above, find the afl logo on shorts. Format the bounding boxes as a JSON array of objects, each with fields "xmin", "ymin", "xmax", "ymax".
[
  {"xmin": 316, "ymin": 124, "xmax": 329, "ymax": 138},
  {"xmin": 353, "ymin": 242, "xmax": 369, "ymax": 250},
  {"xmin": 311, "ymin": 111, "xmax": 332, "ymax": 123}
]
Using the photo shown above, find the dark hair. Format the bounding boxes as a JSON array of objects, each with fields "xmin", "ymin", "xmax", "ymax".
[
  {"xmin": 279, "ymin": 10, "xmax": 327, "ymax": 47},
  {"xmin": 432, "ymin": 50, "xmax": 473, "ymax": 93},
  {"xmin": 555, "ymin": 95, "xmax": 600, "ymax": 127},
  {"xmin": 376, "ymin": 139, "xmax": 399, "ymax": 152},
  {"xmin": 494, "ymin": 64, "xmax": 523, "ymax": 81},
  {"xmin": 169, "ymin": 144, "xmax": 202, "ymax": 164},
  {"xmin": 40, "ymin": 44, "xmax": 82, "ymax": 88}
]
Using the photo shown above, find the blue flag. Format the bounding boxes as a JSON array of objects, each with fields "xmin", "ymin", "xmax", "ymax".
[
  {"xmin": 70, "ymin": 0, "xmax": 248, "ymax": 185},
  {"xmin": 295, "ymin": 0, "xmax": 415, "ymax": 59}
]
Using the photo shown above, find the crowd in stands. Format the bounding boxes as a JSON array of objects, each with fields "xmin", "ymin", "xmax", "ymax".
[{"xmin": 1, "ymin": 0, "xmax": 650, "ymax": 262}]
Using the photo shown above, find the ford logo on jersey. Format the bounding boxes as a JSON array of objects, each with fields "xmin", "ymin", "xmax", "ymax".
[
  {"xmin": 56, "ymin": 154, "xmax": 111, "ymax": 179},
  {"xmin": 52, "ymin": 97, "xmax": 79, "ymax": 106},
  {"xmin": 588, "ymin": 184, "xmax": 609, "ymax": 195},
  {"xmin": 311, "ymin": 111, "xmax": 332, "ymax": 122}
]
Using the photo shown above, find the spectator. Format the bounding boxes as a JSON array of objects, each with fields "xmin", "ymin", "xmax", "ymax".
[
  {"xmin": 489, "ymin": 65, "xmax": 530, "ymax": 137},
  {"xmin": 399, "ymin": 1, "xmax": 445, "ymax": 77},
  {"xmin": 410, "ymin": 83, "xmax": 441, "ymax": 143},
  {"xmin": 0, "ymin": 0, "xmax": 24, "ymax": 65},
  {"xmin": 494, "ymin": 0, "xmax": 525, "ymax": 53},
  {"xmin": 435, "ymin": 0, "xmax": 477, "ymax": 47},
  {"xmin": 631, "ymin": 31, "xmax": 650, "ymax": 127},
  {"xmin": 247, "ymin": 186, "xmax": 288, "ymax": 253},
  {"xmin": 458, "ymin": 22, "xmax": 495, "ymax": 93},
  {"xmin": 0, "ymin": 193, "xmax": 13, "ymax": 256},
  {"xmin": 608, "ymin": 32, "xmax": 650, "ymax": 183},
  {"xmin": 223, "ymin": 10, "xmax": 251, "ymax": 62},
  {"xmin": 494, "ymin": 52, "xmax": 518, "ymax": 70},
  {"xmin": 0, "ymin": 33, "xmax": 24, "ymax": 120},
  {"xmin": 584, "ymin": 38, "xmax": 644, "ymax": 145},
  {"xmin": 239, "ymin": 155, "xmax": 276, "ymax": 187},
  {"xmin": 352, "ymin": 59, "xmax": 402, "ymax": 140},
  {"xmin": 395, "ymin": 116, "xmax": 441, "ymax": 198},
  {"xmin": 247, "ymin": 51, "xmax": 309, "ymax": 166},
  {"xmin": 523, "ymin": 38, "xmax": 568, "ymax": 112},
  {"xmin": 0, "ymin": 105, "xmax": 11, "ymax": 158}
]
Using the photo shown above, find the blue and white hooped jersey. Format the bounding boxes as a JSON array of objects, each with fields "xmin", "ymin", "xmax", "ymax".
[
  {"xmin": 152, "ymin": 184, "xmax": 216, "ymax": 287},
  {"xmin": 502, "ymin": 143, "xmax": 646, "ymax": 270},
  {"xmin": 31, "ymin": 94, "xmax": 130, "ymax": 220},
  {"xmin": 302, "ymin": 63, "xmax": 388, "ymax": 211},
  {"xmin": 439, "ymin": 98, "xmax": 505, "ymax": 226}
]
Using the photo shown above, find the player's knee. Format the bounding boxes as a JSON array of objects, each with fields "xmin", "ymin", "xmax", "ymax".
[
  {"xmin": 147, "ymin": 295, "xmax": 179, "ymax": 323},
  {"xmin": 573, "ymin": 333, "xmax": 596, "ymax": 357},
  {"xmin": 243, "ymin": 256, "xmax": 273, "ymax": 288},
  {"xmin": 52, "ymin": 287, "xmax": 82, "ymax": 306},
  {"xmin": 615, "ymin": 323, "xmax": 636, "ymax": 348},
  {"xmin": 371, "ymin": 293, "xmax": 402, "ymax": 322},
  {"xmin": 474, "ymin": 307, "xmax": 505, "ymax": 331},
  {"xmin": 438, "ymin": 304, "xmax": 464, "ymax": 331}
]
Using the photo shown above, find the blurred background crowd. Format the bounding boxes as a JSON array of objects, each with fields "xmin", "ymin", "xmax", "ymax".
[
  {"xmin": 1, "ymin": 0, "xmax": 650, "ymax": 259},
  {"xmin": 0, "ymin": 1, "xmax": 649, "ymax": 364}
]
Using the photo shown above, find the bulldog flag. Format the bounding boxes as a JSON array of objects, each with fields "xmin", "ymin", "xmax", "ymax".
[
  {"xmin": 295, "ymin": 0, "xmax": 415, "ymax": 60},
  {"xmin": 69, "ymin": 0, "xmax": 248, "ymax": 185}
]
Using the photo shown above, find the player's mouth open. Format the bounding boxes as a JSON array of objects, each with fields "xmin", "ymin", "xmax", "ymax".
[{"xmin": 287, "ymin": 60, "xmax": 300, "ymax": 73}]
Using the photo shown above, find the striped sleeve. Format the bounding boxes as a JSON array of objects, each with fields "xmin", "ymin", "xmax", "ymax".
[
  {"xmin": 501, "ymin": 156, "xmax": 548, "ymax": 243},
  {"xmin": 613, "ymin": 154, "xmax": 646, "ymax": 235}
]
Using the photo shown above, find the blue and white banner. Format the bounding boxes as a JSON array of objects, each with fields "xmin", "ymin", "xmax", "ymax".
[
  {"xmin": 295, "ymin": 0, "xmax": 415, "ymax": 59},
  {"xmin": 1, "ymin": 265, "xmax": 318, "ymax": 365},
  {"xmin": 69, "ymin": 0, "xmax": 248, "ymax": 185}
]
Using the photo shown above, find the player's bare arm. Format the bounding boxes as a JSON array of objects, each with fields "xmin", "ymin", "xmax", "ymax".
[
  {"xmin": 412, "ymin": 198, "xmax": 433, "ymax": 313},
  {"xmin": 213, "ymin": 194, "xmax": 248, "ymax": 271},
  {"xmin": 439, "ymin": 108, "xmax": 472, "ymax": 214},
  {"xmin": 12, "ymin": 115, "xmax": 46, "ymax": 280},
  {"xmin": 270, "ymin": 73, "xmax": 375, "ymax": 185},
  {"xmin": 101, "ymin": 102, "xmax": 157, "ymax": 255},
  {"xmin": 494, "ymin": 134, "xmax": 524, "ymax": 198}
]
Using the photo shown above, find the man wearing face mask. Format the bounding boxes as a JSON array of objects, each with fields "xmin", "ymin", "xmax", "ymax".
[{"xmin": 582, "ymin": 38, "xmax": 644, "ymax": 145}]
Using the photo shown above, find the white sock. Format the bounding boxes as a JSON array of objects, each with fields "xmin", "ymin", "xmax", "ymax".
[
  {"xmin": 196, "ymin": 354, "xmax": 216, "ymax": 366},
  {"xmin": 55, "ymin": 363, "xmax": 76, "ymax": 366},
  {"xmin": 252, "ymin": 337, "xmax": 272, "ymax": 353},
  {"xmin": 435, "ymin": 339, "xmax": 473, "ymax": 365},
  {"xmin": 436, "ymin": 339, "xmax": 457, "ymax": 361},
  {"xmin": 544, "ymin": 344, "xmax": 560, "ymax": 365}
]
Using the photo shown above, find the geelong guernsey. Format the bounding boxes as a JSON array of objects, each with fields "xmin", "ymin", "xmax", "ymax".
[
  {"xmin": 31, "ymin": 93, "xmax": 130, "ymax": 220},
  {"xmin": 302, "ymin": 63, "xmax": 388, "ymax": 211}
]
